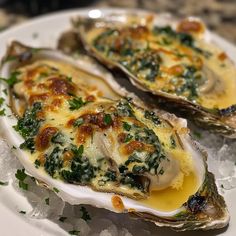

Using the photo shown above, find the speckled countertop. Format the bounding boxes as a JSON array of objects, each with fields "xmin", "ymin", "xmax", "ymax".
[{"xmin": 0, "ymin": 0, "xmax": 235, "ymax": 43}]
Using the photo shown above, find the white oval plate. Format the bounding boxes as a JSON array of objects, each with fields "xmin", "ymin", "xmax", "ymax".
[{"xmin": 0, "ymin": 8, "xmax": 235, "ymax": 236}]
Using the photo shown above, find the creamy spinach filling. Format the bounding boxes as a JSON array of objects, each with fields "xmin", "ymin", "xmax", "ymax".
[
  {"xmin": 14, "ymin": 96, "xmax": 177, "ymax": 195},
  {"xmin": 93, "ymin": 26, "xmax": 212, "ymax": 102}
]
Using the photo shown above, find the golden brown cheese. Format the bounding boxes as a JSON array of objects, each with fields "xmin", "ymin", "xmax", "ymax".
[
  {"xmin": 12, "ymin": 59, "xmax": 200, "ymax": 211},
  {"xmin": 90, "ymin": 23, "xmax": 236, "ymax": 110}
]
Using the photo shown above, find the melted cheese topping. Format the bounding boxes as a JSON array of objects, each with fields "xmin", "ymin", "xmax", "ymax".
[
  {"xmin": 12, "ymin": 59, "xmax": 200, "ymax": 210},
  {"xmin": 89, "ymin": 24, "xmax": 236, "ymax": 109}
]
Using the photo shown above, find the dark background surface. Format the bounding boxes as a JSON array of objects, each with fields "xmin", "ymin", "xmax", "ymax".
[{"xmin": 0, "ymin": 0, "xmax": 235, "ymax": 43}]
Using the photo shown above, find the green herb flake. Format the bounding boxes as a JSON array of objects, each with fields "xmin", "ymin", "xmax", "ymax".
[
  {"xmin": 0, "ymin": 71, "xmax": 21, "ymax": 87},
  {"xmin": 59, "ymin": 216, "xmax": 67, "ymax": 222},
  {"xmin": 0, "ymin": 181, "xmax": 8, "ymax": 186},
  {"xmin": 45, "ymin": 197, "xmax": 50, "ymax": 205},
  {"xmin": 68, "ymin": 97, "xmax": 88, "ymax": 110},
  {"xmin": 53, "ymin": 187, "xmax": 60, "ymax": 193},
  {"xmin": 51, "ymin": 132, "xmax": 65, "ymax": 145},
  {"xmin": 73, "ymin": 118, "xmax": 84, "ymax": 127},
  {"xmin": 103, "ymin": 114, "xmax": 112, "ymax": 125},
  {"xmin": 123, "ymin": 122, "xmax": 131, "ymax": 131},
  {"xmin": 80, "ymin": 206, "xmax": 91, "ymax": 222},
  {"xmin": 34, "ymin": 159, "xmax": 41, "ymax": 168},
  {"xmin": 15, "ymin": 169, "xmax": 29, "ymax": 190},
  {"xmin": 0, "ymin": 97, "xmax": 4, "ymax": 106},
  {"xmin": 3, "ymin": 89, "xmax": 8, "ymax": 95},
  {"xmin": 124, "ymin": 133, "xmax": 133, "ymax": 143},
  {"xmin": 14, "ymin": 102, "xmax": 42, "ymax": 139},
  {"xmin": 66, "ymin": 76, "xmax": 72, "ymax": 82},
  {"xmin": 19, "ymin": 211, "xmax": 26, "ymax": 214},
  {"xmin": 68, "ymin": 230, "xmax": 80, "ymax": 235},
  {"xmin": 0, "ymin": 109, "xmax": 5, "ymax": 116}
]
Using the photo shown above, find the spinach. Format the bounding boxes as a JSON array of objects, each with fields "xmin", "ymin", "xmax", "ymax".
[
  {"xmin": 120, "ymin": 173, "xmax": 144, "ymax": 191},
  {"xmin": 61, "ymin": 145, "xmax": 94, "ymax": 184},
  {"xmin": 144, "ymin": 111, "xmax": 161, "ymax": 125},
  {"xmin": 125, "ymin": 153, "xmax": 142, "ymax": 166},
  {"xmin": 105, "ymin": 170, "xmax": 117, "ymax": 181},
  {"xmin": 176, "ymin": 66, "xmax": 198, "ymax": 101},
  {"xmin": 51, "ymin": 132, "xmax": 65, "ymax": 145},
  {"xmin": 14, "ymin": 102, "xmax": 42, "ymax": 139},
  {"xmin": 117, "ymin": 100, "xmax": 134, "ymax": 117},
  {"xmin": 20, "ymin": 137, "xmax": 35, "ymax": 152},
  {"xmin": 123, "ymin": 122, "xmax": 131, "ymax": 131},
  {"xmin": 132, "ymin": 165, "xmax": 147, "ymax": 174},
  {"xmin": 61, "ymin": 158, "xmax": 94, "ymax": 184},
  {"xmin": 44, "ymin": 147, "xmax": 62, "ymax": 177}
]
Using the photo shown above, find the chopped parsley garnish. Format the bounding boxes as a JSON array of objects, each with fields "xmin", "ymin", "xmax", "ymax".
[
  {"xmin": 0, "ymin": 97, "xmax": 4, "ymax": 106},
  {"xmin": 53, "ymin": 187, "xmax": 60, "ymax": 193},
  {"xmin": 19, "ymin": 211, "xmax": 26, "ymax": 214},
  {"xmin": 0, "ymin": 71, "xmax": 21, "ymax": 87},
  {"xmin": 68, "ymin": 230, "xmax": 80, "ymax": 235},
  {"xmin": 34, "ymin": 159, "xmax": 41, "ymax": 168},
  {"xmin": 45, "ymin": 197, "xmax": 50, "ymax": 205},
  {"xmin": 71, "ymin": 144, "xmax": 84, "ymax": 156},
  {"xmin": 15, "ymin": 169, "xmax": 28, "ymax": 190},
  {"xmin": 123, "ymin": 122, "xmax": 131, "ymax": 131},
  {"xmin": 0, "ymin": 109, "xmax": 5, "ymax": 116},
  {"xmin": 3, "ymin": 88, "xmax": 8, "ymax": 95},
  {"xmin": 80, "ymin": 206, "xmax": 91, "ymax": 222},
  {"xmin": 68, "ymin": 97, "xmax": 88, "ymax": 110},
  {"xmin": 103, "ymin": 114, "xmax": 112, "ymax": 125},
  {"xmin": 0, "ymin": 181, "xmax": 8, "ymax": 186},
  {"xmin": 59, "ymin": 216, "xmax": 67, "ymax": 222}
]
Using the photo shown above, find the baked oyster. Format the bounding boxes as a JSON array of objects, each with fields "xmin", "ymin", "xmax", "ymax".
[
  {"xmin": 0, "ymin": 42, "xmax": 229, "ymax": 231},
  {"xmin": 74, "ymin": 12, "xmax": 236, "ymax": 138}
]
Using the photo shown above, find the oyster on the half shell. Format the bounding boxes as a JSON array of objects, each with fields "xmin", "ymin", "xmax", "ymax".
[
  {"xmin": 0, "ymin": 42, "xmax": 229, "ymax": 231},
  {"xmin": 74, "ymin": 12, "xmax": 236, "ymax": 138}
]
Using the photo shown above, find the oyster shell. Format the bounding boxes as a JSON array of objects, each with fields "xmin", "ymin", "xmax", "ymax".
[
  {"xmin": 74, "ymin": 12, "xmax": 236, "ymax": 138},
  {"xmin": 0, "ymin": 42, "xmax": 229, "ymax": 231}
]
